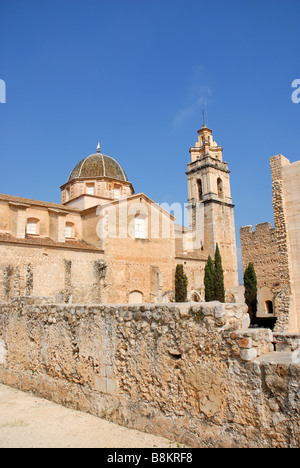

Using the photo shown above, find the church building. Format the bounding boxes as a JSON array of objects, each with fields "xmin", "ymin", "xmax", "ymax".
[{"xmin": 0, "ymin": 126, "xmax": 239, "ymax": 304}]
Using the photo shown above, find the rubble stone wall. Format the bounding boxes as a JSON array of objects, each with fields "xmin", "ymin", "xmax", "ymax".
[
  {"xmin": 270, "ymin": 155, "xmax": 295, "ymax": 332},
  {"xmin": 272, "ymin": 156, "xmax": 300, "ymax": 332},
  {"xmin": 0, "ymin": 298, "xmax": 299, "ymax": 448}
]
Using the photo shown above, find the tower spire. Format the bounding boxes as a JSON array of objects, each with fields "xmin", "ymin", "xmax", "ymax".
[{"xmin": 97, "ymin": 142, "xmax": 101, "ymax": 153}]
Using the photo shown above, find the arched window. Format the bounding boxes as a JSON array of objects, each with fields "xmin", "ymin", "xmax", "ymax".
[
  {"xmin": 197, "ymin": 179, "xmax": 203, "ymax": 201},
  {"xmin": 26, "ymin": 218, "xmax": 39, "ymax": 235},
  {"xmin": 192, "ymin": 292, "xmax": 200, "ymax": 302},
  {"xmin": 217, "ymin": 178, "xmax": 224, "ymax": 199}
]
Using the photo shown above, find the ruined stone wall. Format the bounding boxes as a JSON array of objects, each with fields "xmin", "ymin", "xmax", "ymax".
[
  {"xmin": 240, "ymin": 155, "xmax": 300, "ymax": 332},
  {"xmin": 0, "ymin": 298, "xmax": 299, "ymax": 448},
  {"xmin": 240, "ymin": 223, "xmax": 280, "ymax": 292},
  {"xmin": 281, "ymin": 160, "xmax": 300, "ymax": 330},
  {"xmin": 240, "ymin": 223, "xmax": 281, "ymax": 318},
  {"xmin": 270, "ymin": 155, "xmax": 300, "ymax": 332}
]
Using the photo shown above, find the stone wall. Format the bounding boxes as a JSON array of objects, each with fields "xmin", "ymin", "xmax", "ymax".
[
  {"xmin": 0, "ymin": 298, "xmax": 299, "ymax": 447},
  {"xmin": 0, "ymin": 243, "xmax": 105, "ymax": 304},
  {"xmin": 270, "ymin": 155, "xmax": 300, "ymax": 332},
  {"xmin": 0, "ymin": 239, "xmax": 174, "ymax": 305},
  {"xmin": 240, "ymin": 223, "xmax": 280, "ymax": 293},
  {"xmin": 240, "ymin": 223, "xmax": 281, "ymax": 318},
  {"xmin": 240, "ymin": 153, "xmax": 300, "ymax": 333}
]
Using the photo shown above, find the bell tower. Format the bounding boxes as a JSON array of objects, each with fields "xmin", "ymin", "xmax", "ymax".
[{"xmin": 186, "ymin": 125, "xmax": 239, "ymax": 289}]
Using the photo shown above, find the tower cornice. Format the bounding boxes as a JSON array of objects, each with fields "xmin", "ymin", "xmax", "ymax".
[{"xmin": 186, "ymin": 155, "xmax": 230, "ymax": 175}]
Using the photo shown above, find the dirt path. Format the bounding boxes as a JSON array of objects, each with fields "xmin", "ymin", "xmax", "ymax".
[{"xmin": 0, "ymin": 384, "xmax": 182, "ymax": 448}]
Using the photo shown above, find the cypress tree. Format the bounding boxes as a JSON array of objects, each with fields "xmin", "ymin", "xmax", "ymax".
[
  {"xmin": 204, "ymin": 255, "xmax": 215, "ymax": 302},
  {"xmin": 214, "ymin": 244, "xmax": 225, "ymax": 302},
  {"xmin": 175, "ymin": 264, "xmax": 188, "ymax": 302},
  {"xmin": 244, "ymin": 262, "xmax": 257, "ymax": 323}
]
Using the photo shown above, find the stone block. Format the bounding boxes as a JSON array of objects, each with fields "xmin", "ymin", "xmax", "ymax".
[
  {"xmin": 0, "ymin": 340, "xmax": 7, "ymax": 364},
  {"xmin": 215, "ymin": 304, "xmax": 226, "ymax": 318},
  {"xmin": 238, "ymin": 338, "xmax": 253, "ymax": 349},
  {"xmin": 106, "ymin": 378, "xmax": 118, "ymax": 396},
  {"xmin": 94, "ymin": 376, "xmax": 106, "ymax": 393},
  {"xmin": 240, "ymin": 348, "xmax": 257, "ymax": 361}
]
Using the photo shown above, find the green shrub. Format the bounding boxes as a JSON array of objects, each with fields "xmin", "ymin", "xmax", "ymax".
[
  {"xmin": 244, "ymin": 262, "xmax": 257, "ymax": 323},
  {"xmin": 175, "ymin": 264, "xmax": 188, "ymax": 302}
]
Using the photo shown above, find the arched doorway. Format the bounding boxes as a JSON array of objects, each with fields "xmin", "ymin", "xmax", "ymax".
[{"xmin": 189, "ymin": 290, "xmax": 203, "ymax": 302}]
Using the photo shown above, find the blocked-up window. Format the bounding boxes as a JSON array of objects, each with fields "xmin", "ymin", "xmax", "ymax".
[
  {"xmin": 26, "ymin": 219, "xmax": 38, "ymax": 235},
  {"xmin": 65, "ymin": 187, "xmax": 71, "ymax": 201},
  {"xmin": 87, "ymin": 183, "xmax": 95, "ymax": 195},
  {"xmin": 65, "ymin": 222, "xmax": 74, "ymax": 239},
  {"xmin": 134, "ymin": 216, "xmax": 146, "ymax": 239},
  {"xmin": 129, "ymin": 290, "xmax": 143, "ymax": 303},
  {"xmin": 114, "ymin": 187, "xmax": 120, "ymax": 199}
]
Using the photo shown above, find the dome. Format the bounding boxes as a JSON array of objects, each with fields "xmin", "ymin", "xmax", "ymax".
[{"xmin": 68, "ymin": 149, "xmax": 128, "ymax": 183}]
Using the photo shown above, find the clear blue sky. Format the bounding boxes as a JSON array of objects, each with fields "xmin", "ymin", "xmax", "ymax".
[{"xmin": 1, "ymin": 0, "xmax": 299, "ymax": 257}]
